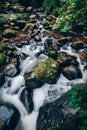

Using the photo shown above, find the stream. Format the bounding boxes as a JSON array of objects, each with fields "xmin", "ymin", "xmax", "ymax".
[{"xmin": 0, "ymin": 10, "xmax": 87, "ymax": 130}]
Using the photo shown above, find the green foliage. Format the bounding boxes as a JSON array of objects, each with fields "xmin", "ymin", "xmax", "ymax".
[
  {"xmin": 55, "ymin": 0, "xmax": 87, "ymax": 34},
  {"xmin": 68, "ymin": 85, "xmax": 87, "ymax": 108},
  {"xmin": 0, "ymin": 13, "xmax": 26, "ymax": 23},
  {"xmin": 79, "ymin": 126, "xmax": 87, "ymax": 130},
  {"xmin": 43, "ymin": 0, "xmax": 60, "ymax": 13}
]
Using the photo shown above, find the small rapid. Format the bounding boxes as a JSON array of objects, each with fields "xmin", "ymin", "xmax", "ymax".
[{"xmin": 0, "ymin": 10, "xmax": 86, "ymax": 130}]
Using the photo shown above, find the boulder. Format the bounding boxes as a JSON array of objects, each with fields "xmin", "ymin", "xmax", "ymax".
[
  {"xmin": 32, "ymin": 58, "xmax": 61, "ymax": 84},
  {"xmin": 20, "ymin": 88, "xmax": 34, "ymax": 114},
  {"xmin": 25, "ymin": 75, "xmax": 43, "ymax": 89},
  {"xmin": 36, "ymin": 93, "xmax": 79, "ymax": 130},
  {"xmin": 3, "ymin": 28, "xmax": 16, "ymax": 38},
  {"xmin": 62, "ymin": 65, "xmax": 82, "ymax": 80},
  {"xmin": 71, "ymin": 42, "xmax": 84, "ymax": 51}
]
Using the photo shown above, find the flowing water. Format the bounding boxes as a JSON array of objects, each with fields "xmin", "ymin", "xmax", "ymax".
[{"xmin": 0, "ymin": 12, "xmax": 87, "ymax": 130}]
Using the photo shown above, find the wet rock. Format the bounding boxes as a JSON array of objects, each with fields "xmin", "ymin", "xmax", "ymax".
[
  {"xmin": 0, "ymin": 33, "xmax": 3, "ymax": 41},
  {"xmin": 32, "ymin": 58, "xmax": 61, "ymax": 84},
  {"xmin": 0, "ymin": 73, "xmax": 5, "ymax": 86},
  {"xmin": 0, "ymin": 119, "xmax": 9, "ymax": 130},
  {"xmin": 20, "ymin": 88, "xmax": 34, "ymax": 113},
  {"xmin": 48, "ymin": 51, "xmax": 57, "ymax": 59},
  {"xmin": 57, "ymin": 36, "xmax": 72, "ymax": 47},
  {"xmin": 62, "ymin": 65, "xmax": 82, "ymax": 80},
  {"xmin": 71, "ymin": 42, "xmax": 84, "ymax": 51},
  {"xmin": 34, "ymin": 35, "xmax": 41, "ymax": 42},
  {"xmin": 29, "ymin": 14, "xmax": 36, "ymax": 19},
  {"xmin": 3, "ymin": 28, "xmax": 16, "ymax": 38},
  {"xmin": 15, "ymin": 20, "xmax": 26, "ymax": 29},
  {"xmin": 25, "ymin": 75, "xmax": 43, "ymax": 89},
  {"xmin": 25, "ymin": 6, "xmax": 33, "ymax": 12},
  {"xmin": 4, "ymin": 64, "xmax": 17, "ymax": 77},
  {"xmin": 0, "ymin": 53, "xmax": 6, "ymax": 66},
  {"xmin": 57, "ymin": 52, "xmax": 79, "ymax": 66},
  {"xmin": 36, "ymin": 93, "xmax": 78, "ymax": 130},
  {"xmin": 44, "ymin": 38, "xmax": 60, "ymax": 53}
]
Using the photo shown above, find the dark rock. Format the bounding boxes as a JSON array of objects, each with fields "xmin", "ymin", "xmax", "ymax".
[
  {"xmin": 71, "ymin": 42, "xmax": 84, "ymax": 51},
  {"xmin": 36, "ymin": 93, "xmax": 79, "ymax": 130},
  {"xmin": 62, "ymin": 65, "xmax": 82, "ymax": 80},
  {"xmin": 48, "ymin": 51, "xmax": 57, "ymax": 59},
  {"xmin": 25, "ymin": 76, "xmax": 43, "ymax": 89},
  {"xmin": 20, "ymin": 88, "xmax": 34, "ymax": 114},
  {"xmin": 57, "ymin": 36, "xmax": 72, "ymax": 47},
  {"xmin": 44, "ymin": 38, "xmax": 60, "ymax": 53},
  {"xmin": 57, "ymin": 52, "xmax": 79, "ymax": 66},
  {"xmin": 15, "ymin": 20, "xmax": 26, "ymax": 29},
  {"xmin": 0, "ymin": 33, "xmax": 3, "ymax": 41},
  {"xmin": 32, "ymin": 58, "xmax": 61, "ymax": 84},
  {"xmin": 4, "ymin": 64, "xmax": 17, "ymax": 77},
  {"xmin": 0, "ymin": 73, "xmax": 5, "ymax": 86},
  {"xmin": 3, "ymin": 28, "xmax": 16, "ymax": 38}
]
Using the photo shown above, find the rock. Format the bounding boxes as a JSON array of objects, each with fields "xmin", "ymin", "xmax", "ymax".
[
  {"xmin": 12, "ymin": 5, "xmax": 24, "ymax": 12},
  {"xmin": 20, "ymin": 88, "xmax": 34, "ymax": 113},
  {"xmin": 57, "ymin": 36, "xmax": 72, "ymax": 47},
  {"xmin": 0, "ymin": 53, "xmax": 6, "ymax": 66},
  {"xmin": 62, "ymin": 65, "xmax": 82, "ymax": 80},
  {"xmin": 0, "ymin": 105, "xmax": 19, "ymax": 130},
  {"xmin": 44, "ymin": 38, "xmax": 60, "ymax": 53},
  {"xmin": 71, "ymin": 42, "xmax": 84, "ymax": 51},
  {"xmin": 32, "ymin": 58, "xmax": 61, "ymax": 84},
  {"xmin": 48, "ymin": 51, "xmax": 57, "ymax": 59},
  {"xmin": 3, "ymin": 28, "xmax": 16, "ymax": 38},
  {"xmin": 0, "ymin": 73, "xmax": 5, "ymax": 86},
  {"xmin": 0, "ymin": 119, "xmax": 9, "ymax": 130},
  {"xmin": 36, "ymin": 93, "xmax": 78, "ymax": 130},
  {"xmin": 25, "ymin": 6, "xmax": 33, "ymax": 12},
  {"xmin": 29, "ymin": 14, "xmax": 36, "ymax": 19},
  {"xmin": 0, "ymin": 33, "xmax": 2, "ymax": 41},
  {"xmin": 25, "ymin": 75, "xmax": 43, "ymax": 89},
  {"xmin": 15, "ymin": 20, "xmax": 26, "ymax": 29},
  {"xmin": 57, "ymin": 52, "xmax": 79, "ymax": 66},
  {"xmin": 4, "ymin": 64, "xmax": 17, "ymax": 77},
  {"xmin": 24, "ymin": 23, "xmax": 35, "ymax": 31},
  {"xmin": 34, "ymin": 35, "xmax": 41, "ymax": 42}
]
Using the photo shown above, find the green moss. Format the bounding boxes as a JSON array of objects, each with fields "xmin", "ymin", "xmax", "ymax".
[
  {"xmin": 0, "ymin": 53, "xmax": 6, "ymax": 66},
  {"xmin": 32, "ymin": 58, "xmax": 60, "ymax": 84},
  {"xmin": 68, "ymin": 85, "xmax": 87, "ymax": 108}
]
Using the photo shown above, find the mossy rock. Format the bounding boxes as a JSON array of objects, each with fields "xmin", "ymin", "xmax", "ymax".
[
  {"xmin": 0, "ymin": 53, "xmax": 6, "ymax": 66},
  {"xmin": 32, "ymin": 58, "xmax": 60, "ymax": 84},
  {"xmin": 48, "ymin": 51, "xmax": 57, "ymax": 59},
  {"xmin": 43, "ymin": 20, "xmax": 53, "ymax": 26},
  {"xmin": 24, "ymin": 23, "xmax": 34, "ymax": 31},
  {"xmin": 3, "ymin": 28, "xmax": 16, "ymax": 38}
]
